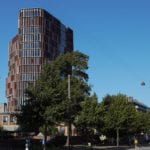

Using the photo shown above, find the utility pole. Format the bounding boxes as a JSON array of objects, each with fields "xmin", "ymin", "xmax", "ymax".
[
  {"xmin": 68, "ymin": 74, "xmax": 71, "ymax": 100},
  {"xmin": 66, "ymin": 74, "xmax": 71, "ymax": 147}
]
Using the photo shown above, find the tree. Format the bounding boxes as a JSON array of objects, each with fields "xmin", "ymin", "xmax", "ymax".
[
  {"xmin": 74, "ymin": 93, "xmax": 104, "ymax": 136},
  {"xmin": 134, "ymin": 111, "xmax": 150, "ymax": 134},
  {"xmin": 17, "ymin": 51, "xmax": 90, "ymax": 147},
  {"xmin": 17, "ymin": 88, "xmax": 45, "ymax": 132},
  {"xmin": 44, "ymin": 51, "xmax": 90, "ymax": 146},
  {"xmin": 101, "ymin": 94, "xmax": 137, "ymax": 146}
]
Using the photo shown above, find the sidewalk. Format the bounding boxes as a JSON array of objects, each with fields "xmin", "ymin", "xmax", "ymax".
[
  {"xmin": 69, "ymin": 145, "xmax": 132, "ymax": 150},
  {"xmin": 91, "ymin": 145, "xmax": 150, "ymax": 150},
  {"xmin": 67, "ymin": 145, "xmax": 150, "ymax": 150},
  {"xmin": 92, "ymin": 145, "xmax": 131, "ymax": 149}
]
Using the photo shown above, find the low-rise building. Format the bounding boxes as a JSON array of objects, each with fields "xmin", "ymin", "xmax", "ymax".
[
  {"xmin": 0, "ymin": 103, "xmax": 19, "ymax": 131},
  {"xmin": 128, "ymin": 97, "xmax": 149, "ymax": 112}
]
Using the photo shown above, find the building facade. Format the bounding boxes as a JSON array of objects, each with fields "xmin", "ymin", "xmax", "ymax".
[
  {"xmin": 0, "ymin": 103, "xmax": 19, "ymax": 131},
  {"xmin": 6, "ymin": 8, "xmax": 73, "ymax": 112},
  {"xmin": 128, "ymin": 97, "xmax": 149, "ymax": 112}
]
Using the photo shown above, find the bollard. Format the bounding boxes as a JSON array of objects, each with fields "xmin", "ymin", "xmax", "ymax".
[
  {"xmin": 25, "ymin": 143, "xmax": 29, "ymax": 150},
  {"xmin": 25, "ymin": 138, "xmax": 29, "ymax": 150}
]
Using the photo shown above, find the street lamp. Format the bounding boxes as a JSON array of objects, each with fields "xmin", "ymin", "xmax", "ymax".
[
  {"xmin": 68, "ymin": 74, "xmax": 71, "ymax": 100},
  {"xmin": 66, "ymin": 74, "xmax": 71, "ymax": 148}
]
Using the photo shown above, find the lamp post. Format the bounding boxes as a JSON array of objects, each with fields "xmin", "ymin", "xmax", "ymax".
[
  {"xmin": 66, "ymin": 74, "xmax": 71, "ymax": 148},
  {"xmin": 68, "ymin": 74, "xmax": 71, "ymax": 100}
]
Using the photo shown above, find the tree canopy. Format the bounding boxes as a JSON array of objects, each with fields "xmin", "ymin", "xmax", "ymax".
[
  {"xmin": 75, "ymin": 93, "xmax": 104, "ymax": 135},
  {"xmin": 17, "ymin": 51, "xmax": 90, "ymax": 136},
  {"xmin": 17, "ymin": 51, "xmax": 150, "ymax": 146},
  {"xmin": 102, "ymin": 94, "xmax": 137, "ymax": 131},
  {"xmin": 101, "ymin": 94, "xmax": 137, "ymax": 146}
]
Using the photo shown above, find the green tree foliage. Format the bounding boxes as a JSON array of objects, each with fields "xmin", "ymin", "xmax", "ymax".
[
  {"xmin": 17, "ymin": 50, "xmax": 150, "ymax": 146},
  {"xmin": 41, "ymin": 51, "xmax": 90, "ymax": 120},
  {"xmin": 17, "ymin": 88, "xmax": 45, "ymax": 132},
  {"xmin": 44, "ymin": 51, "xmax": 90, "ymax": 145},
  {"xmin": 75, "ymin": 93, "xmax": 104, "ymax": 136},
  {"xmin": 134, "ymin": 111, "xmax": 150, "ymax": 134},
  {"xmin": 101, "ymin": 94, "xmax": 137, "ymax": 146},
  {"xmin": 17, "ymin": 51, "xmax": 90, "ymax": 145}
]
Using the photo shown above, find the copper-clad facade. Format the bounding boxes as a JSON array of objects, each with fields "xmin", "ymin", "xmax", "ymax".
[{"xmin": 6, "ymin": 8, "xmax": 73, "ymax": 112}]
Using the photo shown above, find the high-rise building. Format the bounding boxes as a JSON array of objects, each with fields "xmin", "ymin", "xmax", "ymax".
[{"xmin": 6, "ymin": 8, "xmax": 73, "ymax": 112}]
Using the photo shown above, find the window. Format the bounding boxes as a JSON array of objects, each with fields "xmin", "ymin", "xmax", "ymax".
[
  {"xmin": 21, "ymin": 49, "xmax": 41, "ymax": 57},
  {"xmin": 3, "ymin": 116, "xmax": 8, "ymax": 122},
  {"xmin": 23, "ymin": 34, "xmax": 41, "ymax": 42},
  {"xmin": 22, "ymin": 73, "xmax": 39, "ymax": 81},
  {"xmin": 21, "ymin": 27, "xmax": 41, "ymax": 34},
  {"xmin": 22, "ymin": 42, "xmax": 41, "ymax": 49},
  {"xmin": 23, "ymin": 9, "xmax": 41, "ymax": 17}
]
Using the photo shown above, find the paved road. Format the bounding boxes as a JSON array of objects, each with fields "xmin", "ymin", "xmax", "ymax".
[
  {"xmin": 92, "ymin": 145, "xmax": 150, "ymax": 150},
  {"xmin": 128, "ymin": 146, "xmax": 150, "ymax": 150},
  {"xmin": 1, "ymin": 145, "xmax": 150, "ymax": 150}
]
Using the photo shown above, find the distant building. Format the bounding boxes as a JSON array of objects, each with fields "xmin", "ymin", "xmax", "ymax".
[
  {"xmin": 0, "ymin": 103, "xmax": 7, "ymax": 126},
  {"xmin": 128, "ymin": 97, "xmax": 149, "ymax": 112},
  {"xmin": 0, "ymin": 103, "xmax": 7, "ymax": 113},
  {"xmin": 6, "ymin": 8, "xmax": 73, "ymax": 112},
  {"xmin": 0, "ymin": 103, "xmax": 19, "ymax": 131},
  {"xmin": 0, "ymin": 103, "xmax": 5, "ymax": 126}
]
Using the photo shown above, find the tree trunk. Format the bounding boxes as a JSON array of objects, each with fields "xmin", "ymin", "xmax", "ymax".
[
  {"xmin": 116, "ymin": 128, "xmax": 119, "ymax": 147},
  {"xmin": 66, "ymin": 122, "xmax": 71, "ymax": 147}
]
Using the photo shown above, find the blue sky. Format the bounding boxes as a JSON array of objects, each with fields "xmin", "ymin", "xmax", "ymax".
[{"xmin": 0, "ymin": 0, "xmax": 150, "ymax": 106}]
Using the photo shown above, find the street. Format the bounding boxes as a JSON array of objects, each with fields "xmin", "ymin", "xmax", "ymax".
[{"xmin": 128, "ymin": 146, "xmax": 150, "ymax": 150}]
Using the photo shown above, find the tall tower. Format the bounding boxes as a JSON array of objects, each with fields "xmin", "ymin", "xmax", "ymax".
[{"xmin": 6, "ymin": 8, "xmax": 73, "ymax": 112}]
